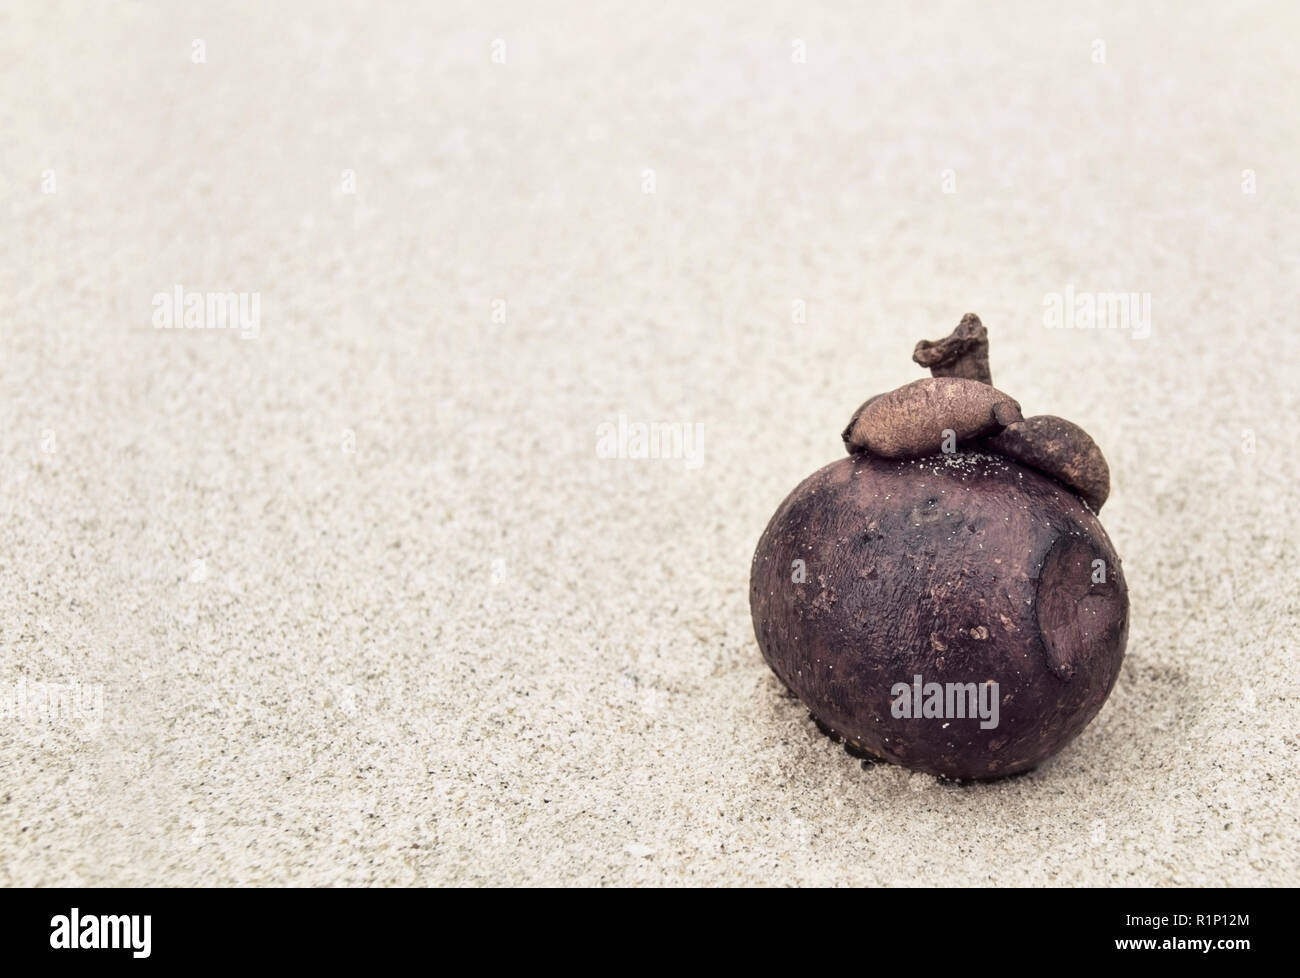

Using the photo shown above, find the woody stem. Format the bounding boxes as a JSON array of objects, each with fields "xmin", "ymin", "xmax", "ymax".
[{"xmin": 912, "ymin": 313, "xmax": 993, "ymax": 385}]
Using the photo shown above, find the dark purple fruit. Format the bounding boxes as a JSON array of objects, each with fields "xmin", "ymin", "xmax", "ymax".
[{"xmin": 750, "ymin": 315, "xmax": 1129, "ymax": 780}]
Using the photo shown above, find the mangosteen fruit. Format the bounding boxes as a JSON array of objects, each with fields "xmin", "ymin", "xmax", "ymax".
[{"xmin": 750, "ymin": 314, "xmax": 1128, "ymax": 780}]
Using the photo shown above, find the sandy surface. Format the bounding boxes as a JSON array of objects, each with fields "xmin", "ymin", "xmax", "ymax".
[{"xmin": 2, "ymin": 1, "xmax": 1297, "ymax": 886}]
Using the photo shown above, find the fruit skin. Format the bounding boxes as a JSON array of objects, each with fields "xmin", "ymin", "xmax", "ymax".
[{"xmin": 750, "ymin": 452, "xmax": 1128, "ymax": 780}]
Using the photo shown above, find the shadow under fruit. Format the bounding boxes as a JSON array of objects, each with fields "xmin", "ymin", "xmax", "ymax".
[{"xmin": 749, "ymin": 316, "xmax": 1129, "ymax": 780}]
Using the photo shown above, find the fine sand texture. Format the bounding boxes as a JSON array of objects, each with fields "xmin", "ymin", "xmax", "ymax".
[{"xmin": 2, "ymin": 1, "xmax": 1297, "ymax": 885}]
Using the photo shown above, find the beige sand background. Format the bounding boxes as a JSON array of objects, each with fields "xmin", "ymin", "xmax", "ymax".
[{"xmin": 2, "ymin": 1, "xmax": 1297, "ymax": 886}]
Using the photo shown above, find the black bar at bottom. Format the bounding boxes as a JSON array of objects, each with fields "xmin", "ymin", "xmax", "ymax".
[{"xmin": 0, "ymin": 886, "xmax": 1275, "ymax": 967}]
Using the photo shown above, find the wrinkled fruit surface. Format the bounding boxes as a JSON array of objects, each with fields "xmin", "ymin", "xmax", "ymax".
[{"xmin": 750, "ymin": 452, "xmax": 1128, "ymax": 780}]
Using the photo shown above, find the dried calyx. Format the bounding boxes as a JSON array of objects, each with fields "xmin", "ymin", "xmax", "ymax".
[
  {"xmin": 841, "ymin": 378, "xmax": 1021, "ymax": 459},
  {"xmin": 843, "ymin": 314, "xmax": 1111, "ymax": 511},
  {"xmin": 984, "ymin": 415, "xmax": 1109, "ymax": 512}
]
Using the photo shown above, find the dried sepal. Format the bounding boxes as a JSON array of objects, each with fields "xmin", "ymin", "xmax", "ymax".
[
  {"xmin": 842, "ymin": 377, "xmax": 1022, "ymax": 458},
  {"xmin": 983, "ymin": 415, "xmax": 1110, "ymax": 511}
]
